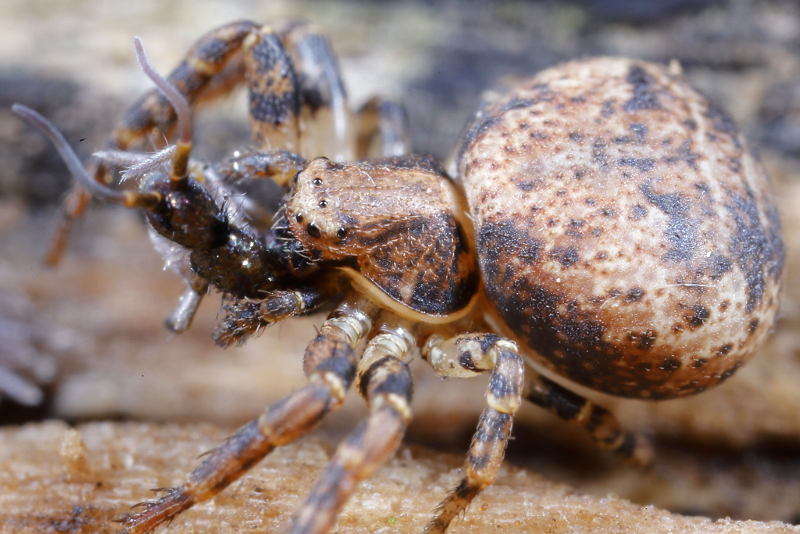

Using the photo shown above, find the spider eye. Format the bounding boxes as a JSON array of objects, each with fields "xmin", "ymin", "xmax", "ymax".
[
  {"xmin": 306, "ymin": 223, "xmax": 321, "ymax": 238},
  {"xmin": 312, "ymin": 178, "xmax": 323, "ymax": 186},
  {"xmin": 295, "ymin": 213, "xmax": 304, "ymax": 223},
  {"xmin": 337, "ymin": 227, "xmax": 347, "ymax": 239},
  {"xmin": 318, "ymin": 200, "xmax": 327, "ymax": 208}
]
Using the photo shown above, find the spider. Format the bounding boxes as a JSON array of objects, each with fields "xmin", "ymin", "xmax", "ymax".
[{"xmin": 13, "ymin": 20, "xmax": 783, "ymax": 534}]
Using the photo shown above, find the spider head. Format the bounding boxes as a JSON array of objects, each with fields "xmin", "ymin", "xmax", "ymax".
[{"xmin": 282, "ymin": 155, "xmax": 479, "ymax": 317}]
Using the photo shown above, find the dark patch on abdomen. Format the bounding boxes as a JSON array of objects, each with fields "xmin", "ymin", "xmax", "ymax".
[
  {"xmin": 552, "ymin": 246, "xmax": 580, "ymax": 267},
  {"xmin": 478, "ymin": 221, "xmax": 543, "ymax": 269},
  {"xmin": 684, "ymin": 304, "xmax": 710, "ymax": 328},
  {"xmin": 705, "ymin": 101, "xmax": 740, "ymax": 146},
  {"xmin": 625, "ymin": 287, "xmax": 645, "ymax": 302},
  {"xmin": 640, "ymin": 179, "xmax": 698, "ymax": 263},
  {"xmin": 624, "ymin": 65, "xmax": 661, "ymax": 112},
  {"xmin": 478, "ymin": 219, "xmax": 653, "ymax": 397},
  {"xmin": 457, "ymin": 87, "xmax": 552, "ymax": 165},
  {"xmin": 618, "ymin": 158, "xmax": 655, "ymax": 172},
  {"xmin": 724, "ymin": 186, "xmax": 784, "ymax": 312}
]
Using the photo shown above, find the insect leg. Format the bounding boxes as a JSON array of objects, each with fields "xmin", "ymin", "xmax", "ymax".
[
  {"xmin": 118, "ymin": 298, "xmax": 376, "ymax": 534},
  {"xmin": 43, "ymin": 188, "xmax": 90, "ymax": 266},
  {"xmin": 421, "ymin": 333, "xmax": 525, "ymax": 534},
  {"xmin": 212, "ymin": 286, "xmax": 332, "ymax": 347},
  {"xmin": 524, "ymin": 373, "xmax": 653, "ymax": 466},
  {"xmin": 355, "ymin": 96, "xmax": 411, "ymax": 158},
  {"xmin": 45, "ymin": 20, "xmax": 260, "ymax": 265},
  {"xmin": 164, "ymin": 275, "xmax": 209, "ymax": 333},
  {"xmin": 289, "ymin": 325, "xmax": 415, "ymax": 534}
]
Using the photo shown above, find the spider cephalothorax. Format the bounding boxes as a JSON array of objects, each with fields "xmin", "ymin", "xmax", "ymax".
[
  {"xmin": 13, "ymin": 21, "xmax": 783, "ymax": 534},
  {"xmin": 285, "ymin": 155, "xmax": 478, "ymax": 317}
]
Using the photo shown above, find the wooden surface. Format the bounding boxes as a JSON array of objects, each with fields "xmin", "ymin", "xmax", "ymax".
[{"xmin": 1, "ymin": 421, "xmax": 798, "ymax": 534}]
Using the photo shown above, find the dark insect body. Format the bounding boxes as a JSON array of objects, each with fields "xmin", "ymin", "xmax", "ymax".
[{"xmin": 13, "ymin": 20, "xmax": 783, "ymax": 534}]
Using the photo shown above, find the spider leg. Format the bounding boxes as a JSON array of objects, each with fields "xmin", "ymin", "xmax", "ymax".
[
  {"xmin": 212, "ymin": 285, "xmax": 333, "ymax": 347},
  {"xmin": 355, "ymin": 97, "xmax": 411, "ymax": 158},
  {"xmin": 118, "ymin": 297, "xmax": 376, "ymax": 534},
  {"xmin": 279, "ymin": 21, "xmax": 353, "ymax": 161},
  {"xmin": 45, "ymin": 20, "xmax": 260, "ymax": 266},
  {"xmin": 118, "ymin": 21, "xmax": 259, "ymax": 153},
  {"xmin": 289, "ymin": 325, "xmax": 416, "ymax": 534},
  {"xmin": 243, "ymin": 26, "xmax": 304, "ymax": 153},
  {"xmin": 213, "ymin": 147, "xmax": 307, "ymax": 189},
  {"xmin": 421, "ymin": 333, "xmax": 525, "ymax": 534},
  {"xmin": 524, "ymin": 373, "xmax": 653, "ymax": 466}
]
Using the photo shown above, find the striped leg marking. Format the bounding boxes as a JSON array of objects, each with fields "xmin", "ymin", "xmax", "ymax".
[
  {"xmin": 525, "ymin": 374, "xmax": 653, "ymax": 466},
  {"xmin": 243, "ymin": 26, "xmax": 302, "ymax": 152},
  {"xmin": 422, "ymin": 334, "xmax": 525, "ymax": 534},
  {"xmin": 118, "ymin": 299, "xmax": 375, "ymax": 534},
  {"xmin": 289, "ymin": 326, "xmax": 416, "ymax": 534},
  {"xmin": 116, "ymin": 20, "xmax": 259, "ymax": 153}
]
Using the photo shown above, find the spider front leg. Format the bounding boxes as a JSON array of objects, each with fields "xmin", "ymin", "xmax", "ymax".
[
  {"xmin": 290, "ymin": 324, "xmax": 416, "ymax": 534},
  {"xmin": 119, "ymin": 297, "xmax": 376, "ymax": 533},
  {"xmin": 48, "ymin": 19, "xmax": 313, "ymax": 264},
  {"xmin": 214, "ymin": 148, "xmax": 307, "ymax": 189},
  {"xmin": 355, "ymin": 96, "xmax": 411, "ymax": 158},
  {"xmin": 45, "ymin": 20, "xmax": 261, "ymax": 265},
  {"xmin": 421, "ymin": 333, "xmax": 525, "ymax": 534},
  {"xmin": 278, "ymin": 21, "xmax": 353, "ymax": 160}
]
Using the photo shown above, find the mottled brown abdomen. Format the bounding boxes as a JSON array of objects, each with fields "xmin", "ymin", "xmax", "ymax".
[{"xmin": 458, "ymin": 57, "xmax": 784, "ymax": 399}]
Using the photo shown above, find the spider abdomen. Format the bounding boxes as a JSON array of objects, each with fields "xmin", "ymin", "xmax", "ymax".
[{"xmin": 458, "ymin": 57, "xmax": 784, "ymax": 399}]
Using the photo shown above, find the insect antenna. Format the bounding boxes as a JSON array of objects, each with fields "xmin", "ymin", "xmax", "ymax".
[
  {"xmin": 10, "ymin": 104, "xmax": 161, "ymax": 209},
  {"xmin": 133, "ymin": 36, "xmax": 193, "ymax": 184}
]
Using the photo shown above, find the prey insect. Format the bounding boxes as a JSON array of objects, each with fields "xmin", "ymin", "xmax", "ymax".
[{"xmin": 13, "ymin": 19, "xmax": 782, "ymax": 534}]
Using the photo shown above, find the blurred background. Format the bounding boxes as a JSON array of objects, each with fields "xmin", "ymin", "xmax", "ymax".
[{"xmin": 1, "ymin": 0, "xmax": 799, "ymax": 526}]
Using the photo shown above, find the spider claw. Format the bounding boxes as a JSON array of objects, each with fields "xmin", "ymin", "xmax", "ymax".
[{"xmin": 118, "ymin": 488, "xmax": 194, "ymax": 532}]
